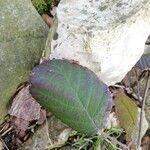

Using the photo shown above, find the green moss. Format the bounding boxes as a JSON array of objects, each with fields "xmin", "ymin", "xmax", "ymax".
[
  {"xmin": 31, "ymin": 0, "xmax": 52, "ymax": 14},
  {"xmin": 0, "ymin": 0, "xmax": 48, "ymax": 123}
]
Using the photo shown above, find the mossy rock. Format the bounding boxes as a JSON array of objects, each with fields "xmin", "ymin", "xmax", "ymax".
[{"xmin": 0, "ymin": 0, "xmax": 48, "ymax": 122}]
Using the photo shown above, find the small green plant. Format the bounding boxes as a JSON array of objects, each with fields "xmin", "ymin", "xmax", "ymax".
[
  {"xmin": 106, "ymin": 127, "xmax": 124, "ymax": 139},
  {"xmin": 63, "ymin": 132, "xmax": 102, "ymax": 150},
  {"xmin": 65, "ymin": 131, "xmax": 120, "ymax": 150},
  {"xmin": 31, "ymin": 0, "xmax": 52, "ymax": 14}
]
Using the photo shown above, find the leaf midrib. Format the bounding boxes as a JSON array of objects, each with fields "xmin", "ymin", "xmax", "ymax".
[{"xmin": 55, "ymin": 63, "xmax": 99, "ymax": 131}]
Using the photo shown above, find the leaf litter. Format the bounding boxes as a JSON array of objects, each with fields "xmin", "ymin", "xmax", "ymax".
[{"xmin": 0, "ymin": 85, "xmax": 46, "ymax": 149}]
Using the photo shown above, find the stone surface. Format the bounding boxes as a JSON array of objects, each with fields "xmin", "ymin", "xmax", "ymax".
[
  {"xmin": 50, "ymin": 0, "xmax": 150, "ymax": 85},
  {"xmin": 0, "ymin": 0, "xmax": 48, "ymax": 121},
  {"xmin": 18, "ymin": 115, "xmax": 71, "ymax": 150}
]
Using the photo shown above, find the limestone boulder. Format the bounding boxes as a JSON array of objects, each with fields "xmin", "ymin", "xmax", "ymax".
[{"xmin": 50, "ymin": 0, "xmax": 150, "ymax": 85}]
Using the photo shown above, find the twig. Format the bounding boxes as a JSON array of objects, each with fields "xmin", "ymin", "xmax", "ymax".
[
  {"xmin": 45, "ymin": 118, "xmax": 53, "ymax": 146},
  {"xmin": 0, "ymin": 138, "xmax": 9, "ymax": 150},
  {"xmin": 97, "ymin": 130, "xmax": 129, "ymax": 150},
  {"xmin": 1, "ymin": 126, "xmax": 13, "ymax": 137},
  {"xmin": 137, "ymin": 71, "xmax": 150, "ymax": 149},
  {"xmin": 134, "ymin": 69, "xmax": 141, "ymax": 103}
]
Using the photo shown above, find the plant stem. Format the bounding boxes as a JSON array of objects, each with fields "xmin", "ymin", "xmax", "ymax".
[
  {"xmin": 137, "ymin": 71, "xmax": 150, "ymax": 149},
  {"xmin": 134, "ymin": 69, "xmax": 141, "ymax": 103}
]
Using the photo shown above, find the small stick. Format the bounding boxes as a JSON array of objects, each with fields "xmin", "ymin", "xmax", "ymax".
[
  {"xmin": 45, "ymin": 118, "xmax": 53, "ymax": 146},
  {"xmin": 137, "ymin": 71, "xmax": 150, "ymax": 149},
  {"xmin": 134, "ymin": 69, "xmax": 141, "ymax": 103},
  {"xmin": 1, "ymin": 126, "xmax": 13, "ymax": 137},
  {"xmin": 0, "ymin": 138, "xmax": 9, "ymax": 150}
]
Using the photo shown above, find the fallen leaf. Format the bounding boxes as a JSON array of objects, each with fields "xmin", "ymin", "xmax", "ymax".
[
  {"xmin": 114, "ymin": 89, "xmax": 138, "ymax": 142},
  {"xmin": 37, "ymin": 109, "xmax": 46, "ymax": 125},
  {"xmin": 11, "ymin": 117, "xmax": 29, "ymax": 138},
  {"xmin": 9, "ymin": 86, "xmax": 41, "ymax": 121},
  {"xmin": 8, "ymin": 86, "xmax": 46, "ymax": 137}
]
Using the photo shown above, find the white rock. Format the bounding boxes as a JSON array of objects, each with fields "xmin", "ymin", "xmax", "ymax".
[{"xmin": 50, "ymin": 0, "xmax": 150, "ymax": 85}]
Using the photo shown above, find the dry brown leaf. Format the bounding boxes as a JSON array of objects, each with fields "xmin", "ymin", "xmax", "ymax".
[
  {"xmin": 37, "ymin": 109, "xmax": 46, "ymax": 125},
  {"xmin": 42, "ymin": 14, "xmax": 53, "ymax": 27},
  {"xmin": 11, "ymin": 117, "xmax": 29, "ymax": 138},
  {"xmin": 9, "ymin": 86, "xmax": 41, "ymax": 121},
  {"xmin": 8, "ymin": 85, "xmax": 46, "ymax": 138}
]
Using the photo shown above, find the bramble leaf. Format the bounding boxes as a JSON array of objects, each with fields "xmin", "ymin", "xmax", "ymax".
[{"xmin": 29, "ymin": 59, "xmax": 112, "ymax": 135}]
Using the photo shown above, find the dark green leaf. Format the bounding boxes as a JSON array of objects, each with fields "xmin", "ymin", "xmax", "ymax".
[
  {"xmin": 114, "ymin": 89, "xmax": 138, "ymax": 141},
  {"xmin": 29, "ymin": 59, "xmax": 112, "ymax": 135}
]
